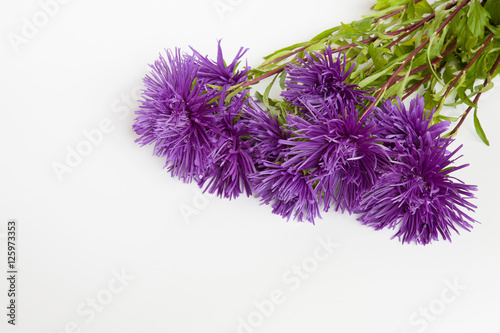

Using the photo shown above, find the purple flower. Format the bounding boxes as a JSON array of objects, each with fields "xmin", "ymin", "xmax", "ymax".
[
  {"xmin": 357, "ymin": 96, "xmax": 477, "ymax": 245},
  {"xmin": 374, "ymin": 96, "xmax": 450, "ymax": 151},
  {"xmin": 251, "ymin": 162, "xmax": 320, "ymax": 223},
  {"xmin": 242, "ymin": 99, "xmax": 291, "ymax": 165},
  {"xmin": 133, "ymin": 48, "xmax": 221, "ymax": 183},
  {"xmin": 134, "ymin": 42, "xmax": 253, "ymax": 192},
  {"xmin": 187, "ymin": 42, "xmax": 254, "ymax": 199},
  {"xmin": 191, "ymin": 41, "xmax": 249, "ymax": 94},
  {"xmin": 357, "ymin": 142, "xmax": 477, "ymax": 245},
  {"xmin": 198, "ymin": 96, "xmax": 255, "ymax": 199},
  {"xmin": 281, "ymin": 46, "xmax": 373, "ymax": 114},
  {"xmin": 243, "ymin": 99, "xmax": 318, "ymax": 222},
  {"xmin": 282, "ymin": 101, "xmax": 389, "ymax": 213}
]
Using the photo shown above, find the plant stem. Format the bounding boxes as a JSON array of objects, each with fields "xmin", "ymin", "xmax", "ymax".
[
  {"xmin": 386, "ymin": 1, "xmax": 457, "ymax": 37},
  {"xmin": 240, "ymin": 67, "xmax": 285, "ymax": 89},
  {"xmin": 402, "ymin": 66, "xmax": 436, "ymax": 100},
  {"xmin": 259, "ymin": 42, "xmax": 318, "ymax": 68},
  {"xmin": 442, "ymin": 32, "xmax": 495, "ymax": 100},
  {"xmin": 331, "ymin": 37, "xmax": 379, "ymax": 54},
  {"xmin": 393, "ymin": 41, "xmax": 456, "ymax": 84},
  {"xmin": 361, "ymin": 0, "xmax": 470, "ymax": 118},
  {"xmin": 386, "ymin": 9, "xmax": 435, "ymax": 37},
  {"xmin": 448, "ymin": 52, "xmax": 500, "ymax": 136},
  {"xmin": 401, "ymin": 61, "xmax": 445, "ymax": 100}
]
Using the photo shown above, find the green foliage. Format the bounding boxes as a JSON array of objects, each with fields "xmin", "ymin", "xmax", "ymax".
[
  {"xmin": 467, "ymin": 0, "xmax": 490, "ymax": 38},
  {"xmin": 243, "ymin": 0, "xmax": 500, "ymax": 144}
]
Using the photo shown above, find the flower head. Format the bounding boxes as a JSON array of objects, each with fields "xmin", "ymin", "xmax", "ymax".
[
  {"xmin": 133, "ymin": 48, "xmax": 221, "ymax": 183},
  {"xmin": 282, "ymin": 101, "xmax": 389, "ymax": 213},
  {"xmin": 357, "ymin": 141, "xmax": 477, "ymax": 245},
  {"xmin": 198, "ymin": 96, "xmax": 255, "ymax": 199},
  {"xmin": 242, "ymin": 99, "xmax": 291, "ymax": 165},
  {"xmin": 134, "ymin": 42, "xmax": 252, "ymax": 187},
  {"xmin": 374, "ymin": 96, "xmax": 450, "ymax": 151},
  {"xmin": 357, "ymin": 96, "xmax": 477, "ymax": 245},
  {"xmin": 251, "ymin": 162, "xmax": 320, "ymax": 223},
  {"xmin": 281, "ymin": 46, "xmax": 373, "ymax": 115}
]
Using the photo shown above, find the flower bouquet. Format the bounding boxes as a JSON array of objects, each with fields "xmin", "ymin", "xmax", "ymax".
[{"xmin": 133, "ymin": 0, "xmax": 500, "ymax": 244}]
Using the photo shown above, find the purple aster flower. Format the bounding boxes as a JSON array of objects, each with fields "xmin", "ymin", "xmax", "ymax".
[
  {"xmin": 281, "ymin": 46, "xmax": 373, "ymax": 114},
  {"xmin": 133, "ymin": 48, "xmax": 222, "ymax": 183},
  {"xmin": 250, "ymin": 162, "xmax": 320, "ymax": 223},
  {"xmin": 198, "ymin": 96, "xmax": 255, "ymax": 199},
  {"xmin": 282, "ymin": 101, "xmax": 389, "ymax": 213},
  {"xmin": 357, "ymin": 96, "xmax": 477, "ymax": 245},
  {"xmin": 374, "ymin": 96, "xmax": 450, "ymax": 150},
  {"xmin": 357, "ymin": 141, "xmax": 477, "ymax": 245},
  {"xmin": 241, "ymin": 99, "xmax": 291, "ymax": 165}
]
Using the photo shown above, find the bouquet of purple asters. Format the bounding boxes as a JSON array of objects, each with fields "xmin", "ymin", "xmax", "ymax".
[{"xmin": 133, "ymin": 0, "xmax": 500, "ymax": 245}]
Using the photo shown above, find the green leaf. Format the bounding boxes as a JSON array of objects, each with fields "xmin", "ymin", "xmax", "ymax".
[
  {"xmin": 424, "ymin": 88, "xmax": 439, "ymax": 111},
  {"xmin": 414, "ymin": 0, "xmax": 434, "ymax": 16},
  {"xmin": 263, "ymin": 74, "xmax": 278, "ymax": 111},
  {"xmin": 373, "ymin": 0, "xmax": 390, "ymax": 10},
  {"xmin": 406, "ymin": 0, "xmax": 415, "ymax": 19},
  {"xmin": 341, "ymin": 22, "xmax": 359, "ymax": 34},
  {"xmin": 279, "ymin": 70, "xmax": 287, "ymax": 90},
  {"xmin": 436, "ymin": 115, "xmax": 460, "ymax": 122},
  {"xmin": 254, "ymin": 91, "xmax": 264, "ymax": 103},
  {"xmin": 368, "ymin": 44, "xmax": 390, "ymax": 69},
  {"xmin": 473, "ymin": 108, "xmax": 490, "ymax": 145},
  {"xmin": 395, "ymin": 60, "xmax": 414, "ymax": 97},
  {"xmin": 426, "ymin": 35, "xmax": 445, "ymax": 86},
  {"xmin": 465, "ymin": 36, "xmax": 479, "ymax": 53},
  {"xmin": 372, "ymin": 0, "xmax": 407, "ymax": 11},
  {"xmin": 443, "ymin": 64, "xmax": 457, "ymax": 84},
  {"xmin": 457, "ymin": 88, "xmax": 477, "ymax": 108},
  {"xmin": 352, "ymin": 18, "xmax": 372, "ymax": 33},
  {"xmin": 225, "ymin": 86, "xmax": 246, "ymax": 104},
  {"xmin": 467, "ymin": 0, "xmax": 491, "ymax": 38},
  {"xmin": 358, "ymin": 57, "xmax": 403, "ymax": 87},
  {"xmin": 262, "ymin": 42, "xmax": 313, "ymax": 61},
  {"xmin": 311, "ymin": 27, "xmax": 340, "ymax": 42},
  {"xmin": 450, "ymin": 10, "xmax": 467, "ymax": 46},
  {"xmin": 485, "ymin": 0, "xmax": 500, "ymax": 26},
  {"xmin": 480, "ymin": 81, "xmax": 494, "ymax": 92}
]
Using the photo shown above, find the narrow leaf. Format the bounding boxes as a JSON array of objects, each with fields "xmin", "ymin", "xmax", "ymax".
[{"xmin": 473, "ymin": 108, "xmax": 490, "ymax": 145}]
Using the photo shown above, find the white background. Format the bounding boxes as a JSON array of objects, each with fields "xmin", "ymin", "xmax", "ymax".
[{"xmin": 1, "ymin": 0, "xmax": 499, "ymax": 332}]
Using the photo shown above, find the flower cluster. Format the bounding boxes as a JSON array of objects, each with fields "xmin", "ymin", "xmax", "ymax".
[
  {"xmin": 133, "ymin": 42, "xmax": 478, "ymax": 245},
  {"xmin": 248, "ymin": 48, "xmax": 387, "ymax": 222}
]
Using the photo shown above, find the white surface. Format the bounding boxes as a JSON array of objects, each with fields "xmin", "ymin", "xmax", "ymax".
[{"xmin": 1, "ymin": 0, "xmax": 499, "ymax": 332}]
